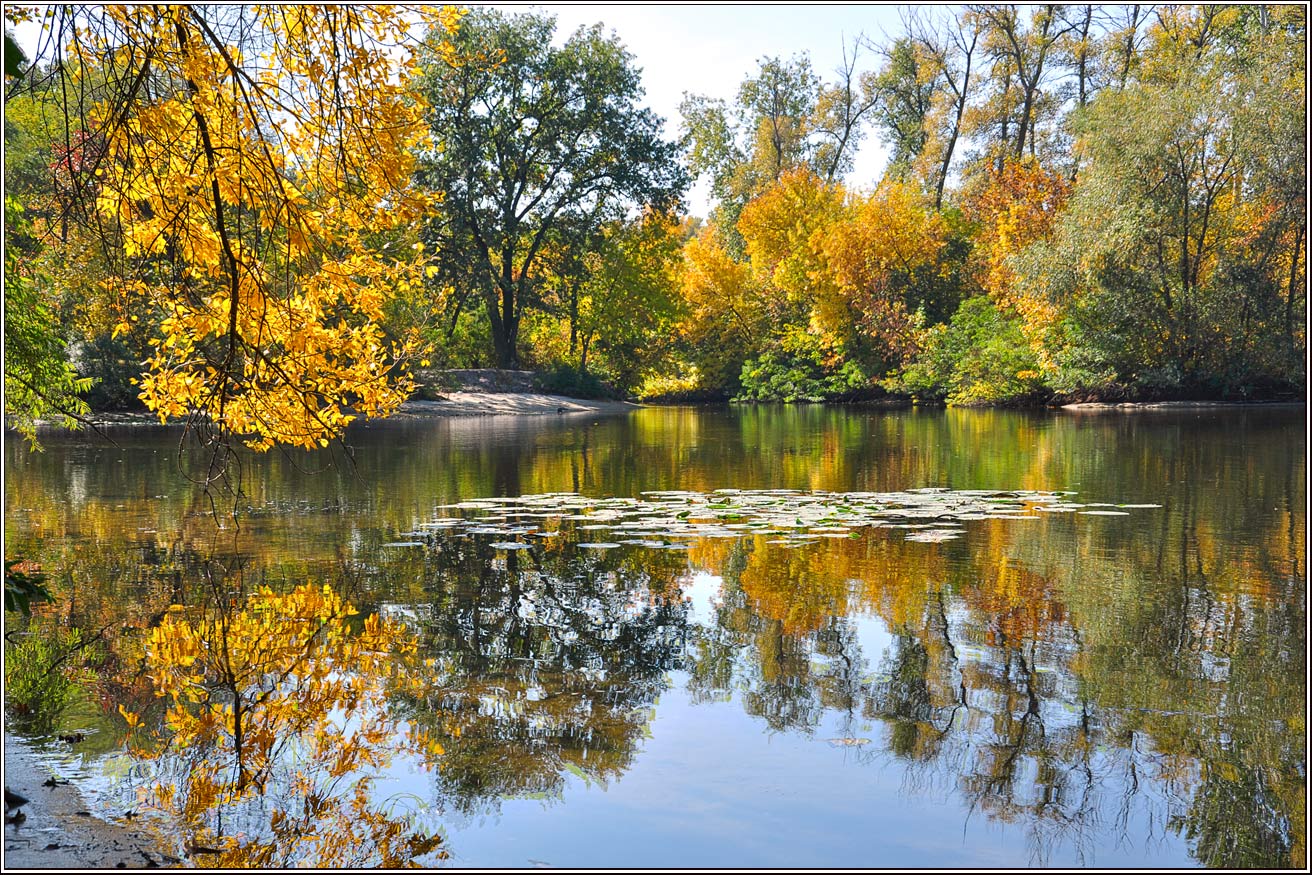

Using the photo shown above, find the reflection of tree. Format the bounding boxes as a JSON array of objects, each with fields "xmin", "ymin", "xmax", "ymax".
[
  {"xmin": 1182, "ymin": 751, "xmax": 1298, "ymax": 868},
  {"xmin": 128, "ymin": 580, "xmax": 443, "ymax": 867},
  {"xmin": 675, "ymin": 464, "xmax": 1304, "ymax": 869},
  {"xmin": 870, "ymin": 630, "xmax": 936, "ymax": 759},
  {"xmin": 393, "ymin": 535, "xmax": 691, "ymax": 815},
  {"xmin": 6, "ymin": 407, "xmax": 1304, "ymax": 868}
]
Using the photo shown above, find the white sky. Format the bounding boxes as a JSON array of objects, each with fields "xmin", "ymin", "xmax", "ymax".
[{"xmin": 499, "ymin": 3, "xmax": 908, "ymax": 216}]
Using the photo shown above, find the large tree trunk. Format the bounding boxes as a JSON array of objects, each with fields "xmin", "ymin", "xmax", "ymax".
[
  {"xmin": 486, "ymin": 285, "xmax": 519, "ymax": 369},
  {"xmin": 491, "ymin": 316, "xmax": 519, "ymax": 368}
]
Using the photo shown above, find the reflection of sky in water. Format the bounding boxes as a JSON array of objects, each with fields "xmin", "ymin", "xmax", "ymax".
[
  {"xmin": 418, "ymin": 677, "xmax": 1193, "ymax": 869},
  {"xmin": 680, "ymin": 572, "xmax": 722, "ymax": 627},
  {"xmin": 848, "ymin": 613, "xmax": 894, "ymax": 673}
]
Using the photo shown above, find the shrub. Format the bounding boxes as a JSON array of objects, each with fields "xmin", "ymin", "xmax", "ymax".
[
  {"xmin": 893, "ymin": 297, "xmax": 1046, "ymax": 405},
  {"xmin": 734, "ymin": 327, "xmax": 872, "ymax": 403},
  {"xmin": 533, "ymin": 363, "xmax": 617, "ymax": 399}
]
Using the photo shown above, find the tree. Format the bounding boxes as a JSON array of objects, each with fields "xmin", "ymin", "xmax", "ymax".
[
  {"xmin": 5, "ymin": 5, "xmax": 461, "ymax": 453},
  {"xmin": 975, "ymin": 5, "xmax": 1073, "ymax": 164},
  {"xmin": 736, "ymin": 55, "xmax": 821, "ymax": 189},
  {"xmin": 961, "ymin": 156, "xmax": 1072, "ymax": 369},
  {"xmin": 812, "ymin": 38, "xmax": 881, "ymax": 184},
  {"xmin": 904, "ymin": 7, "xmax": 983, "ymax": 208},
  {"xmin": 813, "ymin": 179, "xmax": 950, "ymax": 368},
  {"xmin": 869, "ymin": 37, "xmax": 939, "ymax": 179},
  {"xmin": 417, "ymin": 8, "xmax": 686, "ymax": 369},
  {"xmin": 3, "ymin": 194, "xmax": 93, "ymax": 444},
  {"xmin": 1020, "ymin": 5, "xmax": 1305, "ymax": 393},
  {"xmin": 675, "ymin": 222, "xmax": 772, "ymax": 394},
  {"xmin": 681, "ymin": 49, "xmax": 876, "ymax": 244},
  {"xmin": 567, "ymin": 210, "xmax": 685, "ymax": 387}
]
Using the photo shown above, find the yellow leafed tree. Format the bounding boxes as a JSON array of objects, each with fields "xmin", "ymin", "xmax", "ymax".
[
  {"xmin": 813, "ymin": 180, "xmax": 947, "ymax": 363},
  {"xmin": 31, "ymin": 5, "xmax": 463, "ymax": 450}
]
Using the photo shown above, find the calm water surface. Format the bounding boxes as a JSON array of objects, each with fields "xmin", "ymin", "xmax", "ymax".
[{"xmin": 4, "ymin": 405, "xmax": 1305, "ymax": 868}]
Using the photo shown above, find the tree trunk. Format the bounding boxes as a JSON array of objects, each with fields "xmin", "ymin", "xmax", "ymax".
[
  {"xmin": 568, "ymin": 284, "xmax": 578, "ymax": 357},
  {"xmin": 487, "ymin": 291, "xmax": 519, "ymax": 369},
  {"xmin": 935, "ymin": 34, "xmax": 975, "ymax": 211},
  {"xmin": 1286, "ymin": 222, "xmax": 1305, "ymax": 346}
]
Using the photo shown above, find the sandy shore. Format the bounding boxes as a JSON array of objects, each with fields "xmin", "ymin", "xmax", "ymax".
[
  {"xmin": 1062, "ymin": 400, "xmax": 1305, "ymax": 411},
  {"xmin": 395, "ymin": 391, "xmax": 642, "ymax": 418},
  {"xmin": 3, "ymin": 739, "xmax": 177, "ymax": 869}
]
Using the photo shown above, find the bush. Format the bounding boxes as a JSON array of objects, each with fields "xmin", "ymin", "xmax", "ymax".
[
  {"xmin": 733, "ymin": 327, "xmax": 872, "ymax": 403},
  {"xmin": 635, "ymin": 366, "xmax": 720, "ymax": 402},
  {"xmin": 533, "ymin": 364, "xmax": 617, "ymax": 400},
  {"xmin": 893, "ymin": 297, "xmax": 1046, "ymax": 405},
  {"xmin": 736, "ymin": 352, "xmax": 869, "ymax": 402}
]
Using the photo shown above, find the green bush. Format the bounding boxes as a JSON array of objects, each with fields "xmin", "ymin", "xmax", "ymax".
[
  {"xmin": 735, "ymin": 330, "xmax": 871, "ymax": 403},
  {"xmin": 533, "ymin": 363, "xmax": 617, "ymax": 399},
  {"xmin": 894, "ymin": 297, "xmax": 1046, "ymax": 405},
  {"xmin": 736, "ymin": 352, "xmax": 867, "ymax": 402}
]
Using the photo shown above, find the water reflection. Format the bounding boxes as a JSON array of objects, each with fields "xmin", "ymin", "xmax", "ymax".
[
  {"xmin": 3, "ymin": 406, "xmax": 1304, "ymax": 868},
  {"xmin": 395, "ymin": 535, "xmax": 690, "ymax": 816}
]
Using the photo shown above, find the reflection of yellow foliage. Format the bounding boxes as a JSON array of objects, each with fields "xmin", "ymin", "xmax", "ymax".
[
  {"xmin": 966, "ymin": 546, "xmax": 1065, "ymax": 644},
  {"xmin": 725, "ymin": 534, "xmax": 953, "ymax": 636},
  {"xmin": 737, "ymin": 537, "xmax": 853, "ymax": 635},
  {"xmin": 135, "ymin": 582, "xmax": 442, "ymax": 867}
]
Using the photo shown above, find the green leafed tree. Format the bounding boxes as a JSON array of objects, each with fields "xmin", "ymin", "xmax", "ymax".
[
  {"xmin": 869, "ymin": 37, "xmax": 939, "ymax": 179},
  {"xmin": 3, "ymin": 194, "xmax": 93, "ymax": 445},
  {"xmin": 416, "ymin": 8, "xmax": 687, "ymax": 369}
]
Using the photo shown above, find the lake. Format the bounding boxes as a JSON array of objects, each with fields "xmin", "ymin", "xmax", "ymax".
[{"xmin": 3, "ymin": 404, "xmax": 1305, "ymax": 868}]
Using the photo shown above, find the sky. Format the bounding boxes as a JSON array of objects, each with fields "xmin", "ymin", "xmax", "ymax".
[{"xmin": 499, "ymin": 4, "xmax": 908, "ymax": 215}]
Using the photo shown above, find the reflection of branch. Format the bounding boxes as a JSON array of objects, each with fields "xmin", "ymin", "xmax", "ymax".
[
  {"xmin": 31, "ymin": 620, "xmax": 117, "ymax": 679},
  {"xmin": 932, "ymin": 587, "xmax": 969, "ymax": 726}
]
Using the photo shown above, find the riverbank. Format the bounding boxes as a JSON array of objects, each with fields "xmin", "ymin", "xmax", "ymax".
[
  {"xmin": 7, "ymin": 390, "xmax": 642, "ymax": 432},
  {"xmin": 1061, "ymin": 400, "xmax": 1306, "ymax": 411},
  {"xmin": 395, "ymin": 391, "xmax": 641, "ymax": 418},
  {"xmin": 9, "ymin": 390, "xmax": 1304, "ymax": 434},
  {"xmin": 2, "ymin": 738, "xmax": 176, "ymax": 869}
]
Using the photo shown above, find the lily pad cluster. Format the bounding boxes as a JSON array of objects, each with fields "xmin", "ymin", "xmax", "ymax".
[{"xmin": 386, "ymin": 489, "xmax": 1159, "ymax": 551}]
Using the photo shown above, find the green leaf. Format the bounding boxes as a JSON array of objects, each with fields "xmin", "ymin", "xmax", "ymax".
[{"xmin": 4, "ymin": 32, "xmax": 26, "ymax": 79}]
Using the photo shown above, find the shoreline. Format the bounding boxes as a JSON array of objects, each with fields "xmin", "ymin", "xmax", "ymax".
[
  {"xmin": 394, "ymin": 391, "xmax": 642, "ymax": 418},
  {"xmin": 1059, "ymin": 400, "xmax": 1306, "ymax": 411},
  {"xmin": 7, "ymin": 390, "xmax": 645, "ymax": 431},
  {"xmin": 2, "ymin": 737, "xmax": 176, "ymax": 869},
  {"xmin": 6, "ymin": 394, "xmax": 1304, "ymax": 433}
]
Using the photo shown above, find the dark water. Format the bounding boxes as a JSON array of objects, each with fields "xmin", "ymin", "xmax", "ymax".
[{"xmin": 4, "ymin": 405, "xmax": 1306, "ymax": 868}]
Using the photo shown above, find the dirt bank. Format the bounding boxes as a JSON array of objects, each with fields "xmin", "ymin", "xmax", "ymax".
[
  {"xmin": 1062, "ymin": 400, "xmax": 1305, "ymax": 411},
  {"xmin": 396, "ymin": 391, "xmax": 641, "ymax": 418},
  {"xmin": 3, "ymin": 739, "xmax": 177, "ymax": 869}
]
